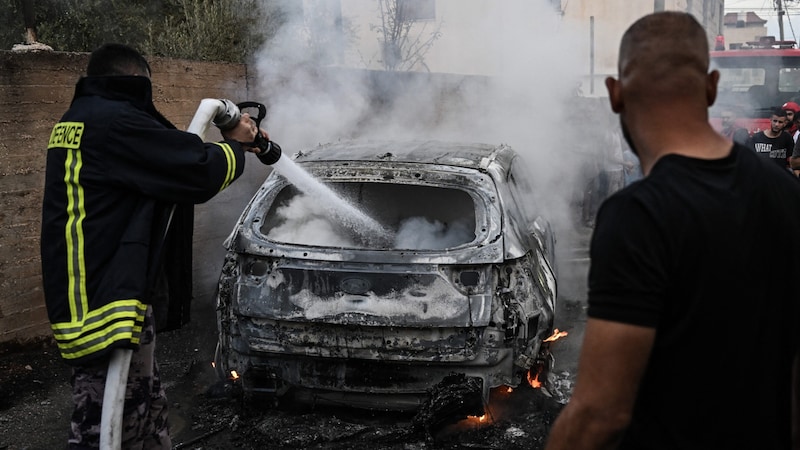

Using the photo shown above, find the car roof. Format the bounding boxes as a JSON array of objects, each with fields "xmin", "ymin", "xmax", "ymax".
[{"xmin": 292, "ymin": 140, "xmax": 517, "ymax": 171}]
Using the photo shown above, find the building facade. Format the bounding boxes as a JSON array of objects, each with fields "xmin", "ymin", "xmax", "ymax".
[
  {"xmin": 721, "ymin": 12, "xmax": 769, "ymax": 49},
  {"xmin": 558, "ymin": 0, "xmax": 724, "ymax": 95},
  {"xmin": 294, "ymin": 0, "xmax": 724, "ymax": 96}
]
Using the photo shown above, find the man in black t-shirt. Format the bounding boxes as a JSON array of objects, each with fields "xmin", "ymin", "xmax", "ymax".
[
  {"xmin": 746, "ymin": 107, "xmax": 794, "ymax": 170},
  {"xmin": 545, "ymin": 12, "xmax": 800, "ymax": 450}
]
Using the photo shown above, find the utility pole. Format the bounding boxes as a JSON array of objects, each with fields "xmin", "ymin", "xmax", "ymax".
[
  {"xmin": 777, "ymin": 0, "xmax": 786, "ymax": 41},
  {"xmin": 589, "ymin": 16, "xmax": 595, "ymax": 95}
]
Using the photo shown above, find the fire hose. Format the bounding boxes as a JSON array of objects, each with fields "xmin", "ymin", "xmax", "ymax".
[
  {"xmin": 187, "ymin": 98, "xmax": 282, "ymax": 164},
  {"xmin": 99, "ymin": 348, "xmax": 132, "ymax": 449},
  {"xmin": 98, "ymin": 98, "xmax": 280, "ymax": 450}
]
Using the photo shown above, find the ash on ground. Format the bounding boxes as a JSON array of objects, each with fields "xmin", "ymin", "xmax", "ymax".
[
  {"xmin": 172, "ymin": 376, "xmax": 566, "ymax": 450},
  {"xmin": 0, "ymin": 320, "xmax": 576, "ymax": 450}
]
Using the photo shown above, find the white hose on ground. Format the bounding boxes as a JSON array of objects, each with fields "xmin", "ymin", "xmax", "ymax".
[
  {"xmin": 98, "ymin": 99, "xmax": 229, "ymax": 450},
  {"xmin": 99, "ymin": 348, "xmax": 133, "ymax": 450}
]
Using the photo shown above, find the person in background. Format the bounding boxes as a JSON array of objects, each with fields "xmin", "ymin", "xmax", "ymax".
[
  {"xmin": 544, "ymin": 11, "xmax": 800, "ymax": 450},
  {"xmin": 718, "ymin": 105, "xmax": 749, "ymax": 145},
  {"xmin": 621, "ymin": 145, "xmax": 642, "ymax": 186},
  {"xmin": 599, "ymin": 127, "xmax": 625, "ymax": 198},
  {"xmin": 583, "ymin": 119, "xmax": 627, "ymax": 227},
  {"xmin": 746, "ymin": 106, "xmax": 795, "ymax": 170},
  {"xmin": 783, "ymin": 100, "xmax": 800, "ymax": 141},
  {"xmin": 41, "ymin": 43, "xmax": 264, "ymax": 449}
]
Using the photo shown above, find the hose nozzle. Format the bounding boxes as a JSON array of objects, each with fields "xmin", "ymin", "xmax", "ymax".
[
  {"xmin": 256, "ymin": 140, "xmax": 282, "ymax": 165},
  {"xmin": 212, "ymin": 99, "xmax": 241, "ymax": 131},
  {"xmin": 188, "ymin": 98, "xmax": 283, "ymax": 166}
]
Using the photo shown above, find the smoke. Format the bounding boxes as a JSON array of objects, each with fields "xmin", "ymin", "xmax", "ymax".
[
  {"xmin": 252, "ymin": 0, "xmax": 595, "ymax": 256},
  {"xmin": 268, "ymin": 193, "xmax": 475, "ymax": 250},
  {"xmin": 394, "ymin": 217, "xmax": 474, "ymax": 250},
  {"xmin": 266, "ymin": 194, "xmax": 356, "ymax": 247}
]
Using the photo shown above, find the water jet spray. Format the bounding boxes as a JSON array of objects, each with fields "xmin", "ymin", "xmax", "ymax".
[{"xmin": 189, "ymin": 98, "xmax": 393, "ymax": 247}]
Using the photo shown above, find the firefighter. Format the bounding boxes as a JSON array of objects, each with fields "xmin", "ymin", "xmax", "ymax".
[{"xmin": 41, "ymin": 43, "xmax": 264, "ymax": 449}]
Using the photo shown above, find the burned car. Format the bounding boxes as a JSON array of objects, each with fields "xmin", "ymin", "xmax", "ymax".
[{"xmin": 214, "ymin": 140, "xmax": 557, "ymax": 414}]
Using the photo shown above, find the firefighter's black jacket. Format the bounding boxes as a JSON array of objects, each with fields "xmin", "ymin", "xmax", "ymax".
[{"xmin": 41, "ymin": 75, "xmax": 246, "ymax": 365}]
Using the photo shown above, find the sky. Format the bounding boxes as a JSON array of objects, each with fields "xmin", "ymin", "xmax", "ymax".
[{"xmin": 726, "ymin": 0, "xmax": 800, "ymax": 41}]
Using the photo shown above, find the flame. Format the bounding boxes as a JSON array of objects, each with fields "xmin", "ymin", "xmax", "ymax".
[
  {"xmin": 544, "ymin": 328, "xmax": 568, "ymax": 343},
  {"xmin": 466, "ymin": 414, "xmax": 488, "ymax": 424},
  {"xmin": 230, "ymin": 370, "xmax": 240, "ymax": 380},
  {"xmin": 505, "ymin": 386, "xmax": 513, "ymax": 393},
  {"xmin": 211, "ymin": 361, "xmax": 216, "ymax": 368},
  {"xmin": 527, "ymin": 369, "xmax": 542, "ymax": 389}
]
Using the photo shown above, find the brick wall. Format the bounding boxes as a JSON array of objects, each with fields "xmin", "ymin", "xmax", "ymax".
[{"xmin": 0, "ymin": 50, "xmax": 265, "ymax": 346}]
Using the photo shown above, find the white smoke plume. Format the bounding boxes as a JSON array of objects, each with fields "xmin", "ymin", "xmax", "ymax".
[{"xmin": 253, "ymin": 0, "xmax": 595, "ymax": 255}]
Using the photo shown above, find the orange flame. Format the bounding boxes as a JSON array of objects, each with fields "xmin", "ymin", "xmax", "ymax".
[
  {"xmin": 544, "ymin": 328, "xmax": 568, "ymax": 343},
  {"xmin": 466, "ymin": 414, "xmax": 488, "ymax": 424},
  {"xmin": 230, "ymin": 370, "xmax": 240, "ymax": 380},
  {"xmin": 527, "ymin": 369, "xmax": 542, "ymax": 389},
  {"xmin": 211, "ymin": 361, "xmax": 216, "ymax": 368},
  {"xmin": 505, "ymin": 386, "xmax": 513, "ymax": 393}
]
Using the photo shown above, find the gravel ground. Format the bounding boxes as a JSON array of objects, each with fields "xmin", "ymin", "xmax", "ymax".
[{"xmin": 0, "ymin": 225, "xmax": 590, "ymax": 450}]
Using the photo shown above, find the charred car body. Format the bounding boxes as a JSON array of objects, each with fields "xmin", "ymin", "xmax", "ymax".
[{"xmin": 214, "ymin": 140, "xmax": 557, "ymax": 412}]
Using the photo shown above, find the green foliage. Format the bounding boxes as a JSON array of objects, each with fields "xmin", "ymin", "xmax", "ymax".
[
  {"xmin": 1, "ymin": 0, "xmax": 283, "ymax": 63},
  {"xmin": 0, "ymin": 0, "xmax": 30, "ymax": 49},
  {"xmin": 143, "ymin": 0, "xmax": 267, "ymax": 63}
]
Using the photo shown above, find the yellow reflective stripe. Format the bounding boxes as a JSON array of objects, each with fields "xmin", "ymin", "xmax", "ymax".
[
  {"xmin": 215, "ymin": 142, "xmax": 236, "ymax": 191},
  {"xmin": 223, "ymin": 142, "xmax": 236, "ymax": 190},
  {"xmin": 55, "ymin": 322, "xmax": 140, "ymax": 360},
  {"xmin": 51, "ymin": 300, "xmax": 146, "ymax": 338},
  {"xmin": 51, "ymin": 300, "xmax": 147, "ymax": 359},
  {"xmin": 48, "ymin": 122, "xmax": 84, "ymax": 149},
  {"xmin": 63, "ymin": 148, "xmax": 88, "ymax": 323}
]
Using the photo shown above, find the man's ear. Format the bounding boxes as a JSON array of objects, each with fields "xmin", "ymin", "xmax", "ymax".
[
  {"xmin": 707, "ymin": 70, "xmax": 720, "ymax": 107},
  {"xmin": 606, "ymin": 77, "xmax": 623, "ymax": 113}
]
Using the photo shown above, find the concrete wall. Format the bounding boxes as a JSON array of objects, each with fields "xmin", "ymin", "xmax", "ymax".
[{"xmin": 0, "ymin": 50, "xmax": 266, "ymax": 347}]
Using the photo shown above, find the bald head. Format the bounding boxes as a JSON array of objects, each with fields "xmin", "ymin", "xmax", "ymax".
[
  {"xmin": 618, "ymin": 12, "xmax": 711, "ymax": 103},
  {"xmin": 606, "ymin": 12, "xmax": 729, "ymax": 172}
]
